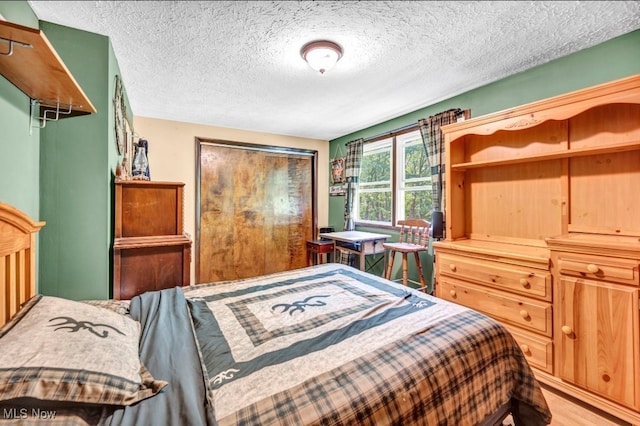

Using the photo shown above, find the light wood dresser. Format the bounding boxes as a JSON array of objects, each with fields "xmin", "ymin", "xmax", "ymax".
[{"xmin": 434, "ymin": 74, "xmax": 640, "ymax": 424}]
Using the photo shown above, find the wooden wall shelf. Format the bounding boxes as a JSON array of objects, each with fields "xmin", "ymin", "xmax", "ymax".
[{"xmin": 0, "ymin": 20, "xmax": 96, "ymax": 118}]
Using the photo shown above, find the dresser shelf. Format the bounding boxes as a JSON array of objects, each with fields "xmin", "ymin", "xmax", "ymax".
[{"xmin": 451, "ymin": 139, "xmax": 640, "ymax": 170}]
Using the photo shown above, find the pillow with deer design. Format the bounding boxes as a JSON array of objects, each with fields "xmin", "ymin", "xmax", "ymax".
[{"xmin": 0, "ymin": 295, "xmax": 166, "ymax": 405}]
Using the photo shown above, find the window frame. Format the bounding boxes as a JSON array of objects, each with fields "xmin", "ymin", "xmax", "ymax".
[
  {"xmin": 355, "ymin": 137, "xmax": 393, "ymax": 226},
  {"xmin": 355, "ymin": 126, "xmax": 430, "ymax": 229}
]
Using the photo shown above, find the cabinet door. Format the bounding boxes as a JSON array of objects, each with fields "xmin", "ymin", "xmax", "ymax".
[{"xmin": 557, "ymin": 277, "xmax": 639, "ymax": 409}]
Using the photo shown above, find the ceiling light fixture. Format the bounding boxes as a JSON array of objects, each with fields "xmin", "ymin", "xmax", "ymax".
[{"xmin": 300, "ymin": 40, "xmax": 343, "ymax": 75}]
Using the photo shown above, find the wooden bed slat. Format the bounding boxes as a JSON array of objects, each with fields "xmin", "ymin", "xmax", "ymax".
[
  {"xmin": 17, "ymin": 249, "xmax": 28, "ymax": 313},
  {"xmin": 6, "ymin": 253, "xmax": 17, "ymax": 322},
  {"xmin": 0, "ymin": 203, "xmax": 45, "ymax": 326}
]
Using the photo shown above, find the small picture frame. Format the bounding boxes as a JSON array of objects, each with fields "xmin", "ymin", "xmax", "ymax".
[
  {"xmin": 331, "ymin": 157, "xmax": 346, "ymax": 185},
  {"xmin": 330, "ymin": 184, "xmax": 346, "ymax": 196}
]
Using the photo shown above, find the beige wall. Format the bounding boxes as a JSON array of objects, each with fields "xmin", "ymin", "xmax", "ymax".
[{"xmin": 132, "ymin": 116, "xmax": 330, "ymax": 284}]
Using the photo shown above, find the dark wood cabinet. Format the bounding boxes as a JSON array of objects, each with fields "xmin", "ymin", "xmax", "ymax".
[{"xmin": 113, "ymin": 181, "xmax": 191, "ymax": 299}]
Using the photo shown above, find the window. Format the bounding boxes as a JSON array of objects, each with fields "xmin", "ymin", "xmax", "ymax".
[
  {"xmin": 357, "ymin": 139, "xmax": 392, "ymax": 224},
  {"xmin": 356, "ymin": 129, "xmax": 431, "ymax": 226}
]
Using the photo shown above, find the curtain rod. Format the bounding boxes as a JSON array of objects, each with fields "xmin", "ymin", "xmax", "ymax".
[
  {"xmin": 361, "ymin": 122, "xmax": 418, "ymax": 143},
  {"xmin": 360, "ymin": 108, "xmax": 466, "ymax": 143}
]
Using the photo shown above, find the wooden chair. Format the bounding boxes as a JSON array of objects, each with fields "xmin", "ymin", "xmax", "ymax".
[{"xmin": 383, "ymin": 219, "xmax": 430, "ymax": 290}]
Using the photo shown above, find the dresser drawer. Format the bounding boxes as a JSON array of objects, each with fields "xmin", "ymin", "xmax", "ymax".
[
  {"xmin": 555, "ymin": 253, "xmax": 639, "ymax": 286},
  {"xmin": 438, "ymin": 278, "xmax": 553, "ymax": 337},
  {"xmin": 437, "ymin": 253, "xmax": 551, "ymax": 301},
  {"xmin": 504, "ymin": 325, "xmax": 553, "ymax": 374}
]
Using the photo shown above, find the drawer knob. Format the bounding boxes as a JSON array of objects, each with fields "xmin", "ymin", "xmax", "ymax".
[
  {"xmin": 449, "ymin": 264, "xmax": 456, "ymax": 272},
  {"xmin": 602, "ymin": 373, "xmax": 611, "ymax": 383},
  {"xmin": 521, "ymin": 344, "xmax": 531, "ymax": 355},
  {"xmin": 586, "ymin": 263, "xmax": 599, "ymax": 274},
  {"xmin": 519, "ymin": 278, "xmax": 530, "ymax": 288},
  {"xmin": 449, "ymin": 290, "xmax": 457, "ymax": 298},
  {"xmin": 519, "ymin": 310, "xmax": 530, "ymax": 320},
  {"xmin": 561, "ymin": 325, "xmax": 573, "ymax": 336}
]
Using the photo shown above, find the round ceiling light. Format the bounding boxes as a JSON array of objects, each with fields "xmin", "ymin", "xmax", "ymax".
[{"xmin": 300, "ymin": 40, "xmax": 343, "ymax": 75}]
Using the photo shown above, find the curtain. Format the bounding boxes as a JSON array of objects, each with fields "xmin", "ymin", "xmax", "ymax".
[
  {"xmin": 343, "ymin": 138, "xmax": 364, "ymax": 231},
  {"xmin": 419, "ymin": 109, "xmax": 470, "ymax": 237}
]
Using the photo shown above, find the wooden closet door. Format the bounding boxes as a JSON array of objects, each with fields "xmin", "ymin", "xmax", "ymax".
[{"xmin": 197, "ymin": 141, "xmax": 315, "ymax": 283}]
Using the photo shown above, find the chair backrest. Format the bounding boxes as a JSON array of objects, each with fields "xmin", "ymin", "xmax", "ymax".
[
  {"xmin": 397, "ymin": 219, "xmax": 431, "ymax": 247},
  {"xmin": 319, "ymin": 226, "xmax": 335, "ymax": 241}
]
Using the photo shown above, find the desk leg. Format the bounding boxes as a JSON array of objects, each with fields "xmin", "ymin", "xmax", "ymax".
[{"xmin": 359, "ymin": 252, "xmax": 365, "ymax": 270}]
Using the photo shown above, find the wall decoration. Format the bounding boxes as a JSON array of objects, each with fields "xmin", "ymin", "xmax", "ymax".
[
  {"xmin": 115, "ymin": 112, "xmax": 134, "ymax": 182},
  {"xmin": 330, "ymin": 184, "xmax": 346, "ymax": 196},
  {"xmin": 331, "ymin": 157, "xmax": 346, "ymax": 185},
  {"xmin": 113, "ymin": 75, "xmax": 127, "ymax": 155}
]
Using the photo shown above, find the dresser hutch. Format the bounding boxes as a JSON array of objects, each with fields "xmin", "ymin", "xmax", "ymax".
[
  {"xmin": 434, "ymin": 74, "xmax": 640, "ymax": 423},
  {"xmin": 113, "ymin": 181, "xmax": 191, "ymax": 299}
]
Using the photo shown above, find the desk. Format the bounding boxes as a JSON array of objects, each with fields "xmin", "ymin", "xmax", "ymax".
[{"xmin": 319, "ymin": 231, "xmax": 390, "ymax": 272}]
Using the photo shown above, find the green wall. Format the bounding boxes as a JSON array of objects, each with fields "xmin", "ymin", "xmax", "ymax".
[
  {"xmin": 0, "ymin": 1, "xmax": 40, "ymax": 219},
  {"xmin": 329, "ymin": 29, "xmax": 640, "ymax": 289},
  {"xmin": 0, "ymin": 0, "xmax": 126, "ymax": 300},
  {"xmin": 38, "ymin": 22, "xmax": 122, "ymax": 300}
]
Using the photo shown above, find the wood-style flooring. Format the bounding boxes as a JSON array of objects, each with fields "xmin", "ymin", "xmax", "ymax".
[
  {"xmin": 504, "ymin": 384, "xmax": 632, "ymax": 426},
  {"xmin": 538, "ymin": 385, "xmax": 631, "ymax": 426}
]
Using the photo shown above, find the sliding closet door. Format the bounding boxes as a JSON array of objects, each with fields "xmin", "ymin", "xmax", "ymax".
[{"xmin": 197, "ymin": 139, "xmax": 316, "ymax": 283}]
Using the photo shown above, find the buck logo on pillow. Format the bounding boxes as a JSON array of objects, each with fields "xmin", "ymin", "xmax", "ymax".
[{"xmin": 0, "ymin": 296, "xmax": 166, "ymax": 406}]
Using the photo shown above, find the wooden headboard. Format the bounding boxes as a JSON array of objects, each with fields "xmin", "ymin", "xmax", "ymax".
[{"xmin": 0, "ymin": 202, "xmax": 45, "ymax": 326}]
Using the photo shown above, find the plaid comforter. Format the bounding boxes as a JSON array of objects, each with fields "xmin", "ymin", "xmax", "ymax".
[{"xmin": 184, "ymin": 263, "xmax": 551, "ymax": 425}]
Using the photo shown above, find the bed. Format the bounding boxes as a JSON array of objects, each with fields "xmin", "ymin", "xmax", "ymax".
[{"xmin": 0, "ymin": 202, "xmax": 551, "ymax": 425}]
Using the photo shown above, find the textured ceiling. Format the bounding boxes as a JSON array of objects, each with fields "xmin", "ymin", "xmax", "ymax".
[{"xmin": 27, "ymin": 1, "xmax": 640, "ymax": 140}]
